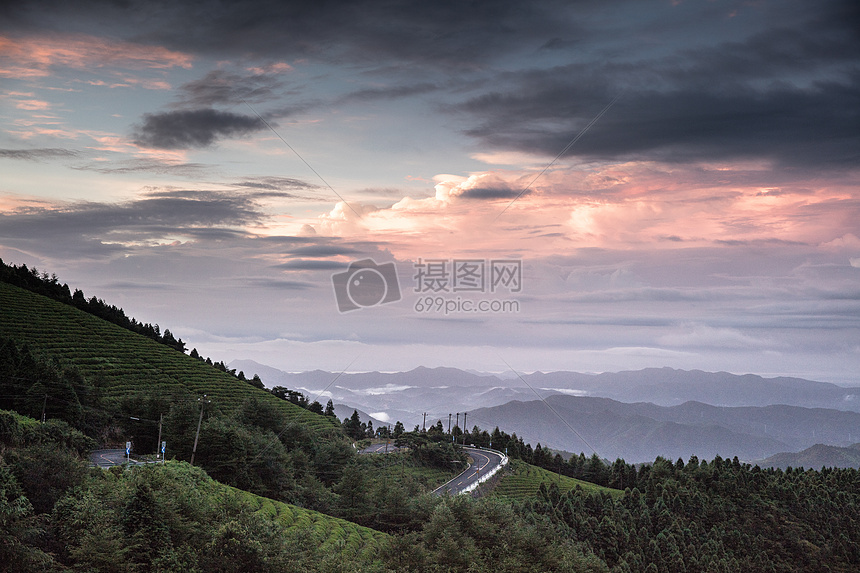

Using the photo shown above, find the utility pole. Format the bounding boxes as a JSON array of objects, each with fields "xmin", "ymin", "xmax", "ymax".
[
  {"xmin": 448, "ymin": 413, "xmax": 452, "ymax": 434},
  {"xmin": 455, "ymin": 412, "xmax": 459, "ymax": 430},
  {"xmin": 190, "ymin": 395, "xmax": 208, "ymax": 466},
  {"xmin": 41, "ymin": 394, "xmax": 47, "ymax": 424},
  {"xmin": 462, "ymin": 412, "xmax": 467, "ymax": 444},
  {"xmin": 423, "ymin": 412, "xmax": 426, "ymax": 433},
  {"xmin": 155, "ymin": 413, "xmax": 163, "ymax": 461}
]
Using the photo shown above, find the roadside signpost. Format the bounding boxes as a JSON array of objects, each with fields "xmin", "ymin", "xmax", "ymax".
[{"xmin": 125, "ymin": 441, "xmax": 131, "ymax": 463}]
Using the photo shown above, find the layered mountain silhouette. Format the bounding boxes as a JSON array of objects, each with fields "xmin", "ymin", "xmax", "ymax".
[
  {"xmin": 231, "ymin": 361, "xmax": 860, "ymax": 462},
  {"xmin": 468, "ymin": 395, "xmax": 860, "ymax": 463},
  {"xmin": 756, "ymin": 443, "xmax": 860, "ymax": 470}
]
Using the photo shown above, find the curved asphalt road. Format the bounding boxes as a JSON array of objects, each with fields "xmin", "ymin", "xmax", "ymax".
[
  {"xmin": 358, "ymin": 442, "xmax": 400, "ymax": 454},
  {"xmin": 90, "ymin": 448, "xmax": 141, "ymax": 467},
  {"xmin": 433, "ymin": 447, "xmax": 505, "ymax": 496}
]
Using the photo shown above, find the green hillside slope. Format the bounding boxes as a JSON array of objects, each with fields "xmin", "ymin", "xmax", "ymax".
[
  {"xmin": 232, "ymin": 477, "xmax": 387, "ymax": 560},
  {"xmin": 492, "ymin": 459, "xmax": 623, "ymax": 500},
  {"xmin": 0, "ymin": 281, "xmax": 334, "ymax": 431}
]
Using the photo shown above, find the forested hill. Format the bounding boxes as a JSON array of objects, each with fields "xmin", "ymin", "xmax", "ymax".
[
  {"xmin": 0, "ymin": 259, "xmax": 188, "ymax": 352},
  {"xmin": 0, "ymin": 280, "xmax": 337, "ymax": 435}
]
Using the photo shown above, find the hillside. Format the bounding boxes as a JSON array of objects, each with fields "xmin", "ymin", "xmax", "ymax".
[
  {"xmin": 0, "ymin": 281, "xmax": 336, "ymax": 432},
  {"xmin": 757, "ymin": 443, "xmax": 860, "ymax": 470},
  {"xmin": 0, "ymin": 407, "xmax": 387, "ymax": 571}
]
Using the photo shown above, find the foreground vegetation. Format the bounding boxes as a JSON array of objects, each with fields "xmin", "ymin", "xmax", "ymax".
[
  {"xmin": 6, "ymin": 408, "xmax": 859, "ymax": 572},
  {"xmin": 2, "ymin": 264, "xmax": 859, "ymax": 571},
  {"xmin": 0, "ymin": 409, "xmax": 607, "ymax": 572}
]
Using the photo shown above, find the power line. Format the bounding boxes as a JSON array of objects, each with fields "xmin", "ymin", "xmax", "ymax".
[
  {"xmin": 496, "ymin": 354, "xmax": 599, "ymax": 457},
  {"xmin": 241, "ymin": 99, "xmax": 361, "ymax": 218},
  {"xmin": 494, "ymin": 93, "xmax": 623, "ymax": 222}
]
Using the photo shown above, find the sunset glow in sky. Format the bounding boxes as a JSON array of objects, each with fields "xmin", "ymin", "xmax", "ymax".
[{"xmin": 1, "ymin": 1, "xmax": 859, "ymax": 382}]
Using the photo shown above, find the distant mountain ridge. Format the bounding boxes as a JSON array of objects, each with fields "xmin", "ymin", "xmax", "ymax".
[
  {"xmin": 756, "ymin": 443, "xmax": 860, "ymax": 470},
  {"xmin": 228, "ymin": 360, "xmax": 860, "ymax": 462},
  {"xmin": 525, "ymin": 367, "xmax": 860, "ymax": 409},
  {"xmin": 467, "ymin": 395, "xmax": 860, "ymax": 463},
  {"xmin": 229, "ymin": 361, "xmax": 860, "ymax": 431},
  {"xmin": 230, "ymin": 360, "xmax": 541, "ymax": 427}
]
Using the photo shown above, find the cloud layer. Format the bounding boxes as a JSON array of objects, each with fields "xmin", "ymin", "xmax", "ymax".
[
  {"xmin": 1, "ymin": 0, "xmax": 858, "ymax": 380},
  {"xmin": 133, "ymin": 109, "xmax": 266, "ymax": 149}
]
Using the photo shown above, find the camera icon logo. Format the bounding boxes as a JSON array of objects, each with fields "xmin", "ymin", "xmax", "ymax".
[{"xmin": 332, "ymin": 259, "xmax": 402, "ymax": 312}]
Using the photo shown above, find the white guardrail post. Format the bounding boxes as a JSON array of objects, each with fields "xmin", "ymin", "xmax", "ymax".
[{"xmin": 459, "ymin": 446, "xmax": 509, "ymax": 495}]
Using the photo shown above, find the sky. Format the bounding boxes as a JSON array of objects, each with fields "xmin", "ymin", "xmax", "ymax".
[{"xmin": 1, "ymin": 0, "xmax": 859, "ymax": 383}]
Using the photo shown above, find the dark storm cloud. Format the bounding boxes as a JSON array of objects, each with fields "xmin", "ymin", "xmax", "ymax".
[
  {"xmin": 338, "ymin": 82, "xmax": 439, "ymax": 104},
  {"xmin": 132, "ymin": 109, "xmax": 266, "ymax": 149},
  {"xmin": 243, "ymin": 278, "xmax": 316, "ymax": 290},
  {"xmin": 177, "ymin": 69, "xmax": 287, "ymax": 107},
  {"xmin": 458, "ymin": 187, "xmax": 524, "ymax": 200},
  {"xmin": 0, "ymin": 192, "xmax": 263, "ymax": 257},
  {"xmin": 256, "ymin": 236, "xmax": 318, "ymax": 247},
  {"xmin": 0, "ymin": 148, "xmax": 77, "ymax": 160},
  {"xmin": 0, "ymin": 0, "xmax": 585, "ymax": 66},
  {"xmin": 72, "ymin": 159, "xmax": 209, "ymax": 176},
  {"xmin": 102, "ymin": 281, "xmax": 178, "ymax": 291},
  {"xmin": 460, "ymin": 72, "xmax": 860, "ymax": 169},
  {"xmin": 636, "ymin": 85, "xmax": 846, "ymax": 166},
  {"xmin": 456, "ymin": 2, "xmax": 860, "ymax": 169},
  {"xmin": 286, "ymin": 245, "xmax": 363, "ymax": 258},
  {"xmin": 140, "ymin": 187, "xmax": 313, "ymax": 203},
  {"xmin": 273, "ymin": 260, "xmax": 348, "ymax": 271},
  {"xmin": 228, "ymin": 177, "xmax": 317, "ymax": 191},
  {"xmin": 6, "ymin": 0, "xmax": 859, "ymax": 168}
]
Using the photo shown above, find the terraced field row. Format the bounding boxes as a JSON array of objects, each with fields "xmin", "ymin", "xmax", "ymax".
[
  {"xmin": 492, "ymin": 459, "xmax": 623, "ymax": 500},
  {"xmin": 0, "ymin": 282, "xmax": 336, "ymax": 431},
  {"xmin": 235, "ymin": 485, "xmax": 387, "ymax": 560}
]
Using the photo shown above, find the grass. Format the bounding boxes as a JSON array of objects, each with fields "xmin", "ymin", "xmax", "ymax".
[
  {"xmin": 0, "ymin": 282, "xmax": 337, "ymax": 431},
  {"xmin": 492, "ymin": 459, "xmax": 623, "ymax": 500}
]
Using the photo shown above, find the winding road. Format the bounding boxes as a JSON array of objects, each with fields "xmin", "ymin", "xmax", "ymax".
[
  {"xmin": 433, "ymin": 447, "xmax": 507, "ymax": 496},
  {"xmin": 89, "ymin": 448, "xmax": 135, "ymax": 467},
  {"xmin": 358, "ymin": 442, "xmax": 400, "ymax": 454},
  {"xmin": 89, "ymin": 448, "xmax": 160, "ymax": 467}
]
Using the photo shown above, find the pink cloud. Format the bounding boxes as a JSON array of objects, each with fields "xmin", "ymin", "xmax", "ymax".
[
  {"xmin": 246, "ymin": 62, "xmax": 292, "ymax": 75},
  {"xmin": 0, "ymin": 33, "xmax": 193, "ymax": 79},
  {"xmin": 107, "ymin": 77, "xmax": 172, "ymax": 90},
  {"xmin": 15, "ymin": 99, "xmax": 51, "ymax": 110},
  {"xmin": 301, "ymin": 161, "xmax": 860, "ymax": 261},
  {"xmin": 10, "ymin": 126, "xmax": 79, "ymax": 139}
]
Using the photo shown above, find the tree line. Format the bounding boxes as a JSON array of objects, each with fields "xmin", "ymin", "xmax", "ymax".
[{"xmin": 0, "ymin": 260, "xmax": 186, "ymax": 353}]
